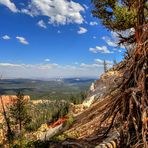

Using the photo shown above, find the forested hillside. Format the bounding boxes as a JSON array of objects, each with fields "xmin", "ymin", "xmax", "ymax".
[{"xmin": 0, "ymin": 78, "xmax": 95, "ymax": 100}]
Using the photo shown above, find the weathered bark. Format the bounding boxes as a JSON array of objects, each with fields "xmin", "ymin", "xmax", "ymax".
[{"xmin": 98, "ymin": 28, "xmax": 148, "ymax": 147}]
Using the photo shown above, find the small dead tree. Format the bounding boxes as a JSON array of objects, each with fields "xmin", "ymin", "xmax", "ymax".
[
  {"xmin": 113, "ymin": 59, "xmax": 117, "ymax": 66},
  {"xmin": 103, "ymin": 60, "xmax": 108, "ymax": 73},
  {"xmin": 0, "ymin": 76, "xmax": 14, "ymax": 145}
]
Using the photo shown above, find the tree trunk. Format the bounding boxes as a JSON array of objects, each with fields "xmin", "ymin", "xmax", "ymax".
[
  {"xmin": 19, "ymin": 119, "xmax": 23, "ymax": 148},
  {"xmin": 0, "ymin": 96, "xmax": 13, "ymax": 144},
  {"xmin": 136, "ymin": 0, "xmax": 145, "ymax": 42}
]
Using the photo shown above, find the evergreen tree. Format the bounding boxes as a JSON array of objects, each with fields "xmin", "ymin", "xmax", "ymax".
[
  {"xmin": 9, "ymin": 91, "xmax": 31, "ymax": 147},
  {"xmin": 103, "ymin": 60, "xmax": 108, "ymax": 73},
  {"xmin": 92, "ymin": 0, "xmax": 147, "ymax": 45},
  {"xmin": 80, "ymin": 91, "xmax": 86, "ymax": 103},
  {"xmin": 70, "ymin": 94, "xmax": 77, "ymax": 104},
  {"xmin": 113, "ymin": 59, "xmax": 117, "ymax": 66}
]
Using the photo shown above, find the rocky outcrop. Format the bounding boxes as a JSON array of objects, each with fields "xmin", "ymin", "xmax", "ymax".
[
  {"xmin": 35, "ymin": 123, "xmax": 63, "ymax": 141},
  {"xmin": 69, "ymin": 103, "xmax": 84, "ymax": 116},
  {"xmin": 82, "ymin": 94, "xmax": 96, "ymax": 108},
  {"xmin": 35, "ymin": 116, "xmax": 69, "ymax": 141},
  {"xmin": 69, "ymin": 69, "xmax": 123, "ymax": 117},
  {"xmin": 0, "ymin": 95, "xmax": 30, "ymax": 124},
  {"xmin": 0, "ymin": 95, "xmax": 30, "ymax": 109},
  {"xmin": 89, "ymin": 82, "xmax": 95, "ymax": 91},
  {"xmin": 65, "ymin": 68, "xmax": 123, "ymax": 140},
  {"xmin": 82, "ymin": 70, "xmax": 123, "ymax": 108}
]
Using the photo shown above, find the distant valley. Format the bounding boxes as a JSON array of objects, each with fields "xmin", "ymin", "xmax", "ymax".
[{"xmin": 0, "ymin": 78, "xmax": 96, "ymax": 100}]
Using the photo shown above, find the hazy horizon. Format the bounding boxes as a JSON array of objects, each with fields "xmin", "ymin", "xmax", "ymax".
[{"xmin": 1, "ymin": 76, "xmax": 97, "ymax": 80}]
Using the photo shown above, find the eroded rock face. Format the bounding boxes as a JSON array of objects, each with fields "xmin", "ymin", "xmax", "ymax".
[
  {"xmin": 69, "ymin": 69, "xmax": 123, "ymax": 115},
  {"xmin": 69, "ymin": 69, "xmax": 123, "ymax": 116},
  {"xmin": 35, "ymin": 124, "xmax": 63, "ymax": 141},
  {"xmin": 69, "ymin": 103, "xmax": 84, "ymax": 115},
  {"xmin": 90, "ymin": 82, "xmax": 95, "ymax": 92},
  {"xmin": 0, "ymin": 95, "xmax": 30, "ymax": 123},
  {"xmin": 82, "ymin": 95, "xmax": 96, "ymax": 108},
  {"xmin": 94, "ymin": 70, "xmax": 122, "ymax": 95},
  {"xmin": 0, "ymin": 95, "xmax": 30, "ymax": 109},
  {"xmin": 82, "ymin": 70, "xmax": 123, "ymax": 108}
]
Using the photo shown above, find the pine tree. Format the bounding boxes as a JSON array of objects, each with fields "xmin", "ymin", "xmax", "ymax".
[
  {"xmin": 9, "ymin": 92, "xmax": 31, "ymax": 147},
  {"xmin": 103, "ymin": 60, "xmax": 108, "ymax": 73},
  {"xmin": 80, "ymin": 91, "xmax": 86, "ymax": 103},
  {"xmin": 70, "ymin": 94, "xmax": 77, "ymax": 104},
  {"xmin": 92, "ymin": 0, "xmax": 147, "ymax": 45},
  {"xmin": 113, "ymin": 59, "xmax": 117, "ymax": 66}
]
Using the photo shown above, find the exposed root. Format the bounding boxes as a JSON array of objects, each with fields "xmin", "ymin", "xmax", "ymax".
[{"xmin": 97, "ymin": 29, "xmax": 148, "ymax": 147}]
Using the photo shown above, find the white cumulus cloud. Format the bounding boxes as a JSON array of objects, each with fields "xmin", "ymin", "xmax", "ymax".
[
  {"xmin": 25, "ymin": 0, "xmax": 84, "ymax": 25},
  {"xmin": 80, "ymin": 63, "xmax": 103, "ymax": 68},
  {"xmin": 37, "ymin": 20, "xmax": 47, "ymax": 28},
  {"xmin": 0, "ymin": 0, "xmax": 85, "ymax": 26},
  {"xmin": 2, "ymin": 35, "xmax": 11, "ymax": 40},
  {"xmin": 77, "ymin": 27, "xmax": 87, "ymax": 34},
  {"xmin": 102, "ymin": 36, "xmax": 117, "ymax": 47},
  {"xmin": 83, "ymin": 4, "xmax": 88, "ymax": 10},
  {"xmin": 94, "ymin": 59, "xmax": 103, "ymax": 63},
  {"xmin": 16, "ymin": 36, "xmax": 29, "ymax": 45},
  {"xmin": 90, "ymin": 21, "xmax": 98, "ymax": 26},
  {"xmin": 94, "ymin": 59, "xmax": 113, "ymax": 65},
  {"xmin": 89, "ymin": 46, "xmax": 113, "ymax": 54},
  {"xmin": 0, "ymin": 0, "xmax": 18, "ymax": 12},
  {"xmin": 0, "ymin": 63, "xmax": 21, "ymax": 67},
  {"xmin": 0, "ymin": 62, "xmax": 104, "ymax": 78}
]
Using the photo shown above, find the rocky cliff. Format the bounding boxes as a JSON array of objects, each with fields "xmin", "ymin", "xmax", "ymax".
[
  {"xmin": 65, "ymin": 67, "xmax": 123, "ymax": 137},
  {"xmin": 0, "ymin": 95, "xmax": 30, "ymax": 123}
]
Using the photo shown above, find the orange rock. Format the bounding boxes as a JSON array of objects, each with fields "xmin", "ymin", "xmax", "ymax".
[
  {"xmin": 0, "ymin": 95, "xmax": 30, "ymax": 109},
  {"xmin": 48, "ymin": 116, "xmax": 69, "ymax": 128},
  {"xmin": 0, "ymin": 95, "xmax": 30, "ymax": 123}
]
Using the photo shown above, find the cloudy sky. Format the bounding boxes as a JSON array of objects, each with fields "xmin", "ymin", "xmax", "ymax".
[{"xmin": 0, "ymin": 0, "xmax": 125, "ymax": 79}]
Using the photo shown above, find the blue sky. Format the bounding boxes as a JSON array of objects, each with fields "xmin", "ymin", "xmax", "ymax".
[{"xmin": 0, "ymin": 0, "xmax": 125, "ymax": 79}]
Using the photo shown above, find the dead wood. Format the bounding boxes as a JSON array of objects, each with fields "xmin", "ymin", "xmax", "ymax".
[{"xmin": 96, "ymin": 26, "xmax": 148, "ymax": 147}]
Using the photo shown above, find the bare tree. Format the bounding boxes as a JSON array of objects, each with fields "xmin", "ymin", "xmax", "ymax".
[
  {"xmin": 0, "ymin": 76, "xmax": 14, "ymax": 145},
  {"xmin": 103, "ymin": 60, "xmax": 108, "ymax": 73}
]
